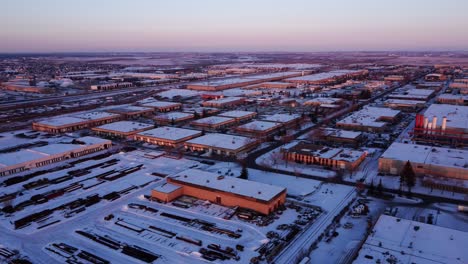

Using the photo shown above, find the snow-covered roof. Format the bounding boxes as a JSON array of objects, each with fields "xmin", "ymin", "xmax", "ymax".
[
  {"xmin": 141, "ymin": 101, "xmax": 181, "ymax": 108},
  {"xmin": 185, "ymin": 133, "xmax": 255, "ymax": 150},
  {"xmin": 322, "ymin": 128, "xmax": 362, "ymax": 139},
  {"xmin": 285, "ymin": 142, "xmax": 366, "ymax": 162},
  {"xmin": 380, "ymin": 142, "xmax": 468, "ymax": 170},
  {"xmin": 152, "ymin": 182, "xmax": 182, "ymax": 194},
  {"xmin": 237, "ymin": 120, "xmax": 282, "ymax": 131},
  {"xmin": 171, "ymin": 169, "xmax": 286, "ymax": 202},
  {"xmin": 158, "ymin": 89, "xmax": 199, "ymax": 99},
  {"xmin": 423, "ymin": 104, "xmax": 468, "ymax": 131},
  {"xmin": 0, "ymin": 136, "xmax": 110, "ymax": 167},
  {"xmin": 35, "ymin": 116, "xmax": 86, "ymax": 127},
  {"xmin": 304, "ymin": 97, "xmax": 343, "ymax": 105},
  {"xmin": 136, "ymin": 126, "xmax": 201, "ymax": 141},
  {"xmin": 337, "ymin": 107, "xmax": 400, "ymax": 128},
  {"xmin": 204, "ymin": 97, "xmax": 244, "ymax": 104},
  {"xmin": 107, "ymin": 105, "xmax": 153, "ymax": 113},
  {"xmin": 285, "ymin": 69, "xmax": 363, "ymax": 82},
  {"xmin": 384, "ymin": 99, "xmax": 425, "ymax": 106},
  {"xmin": 218, "ymin": 110, "xmax": 256, "ymax": 118},
  {"xmin": 262, "ymin": 113, "xmax": 301, "ymax": 123},
  {"xmin": 191, "ymin": 116, "xmax": 235, "ymax": 125},
  {"xmin": 94, "ymin": 121, "xmax": 153, "ymax": 133},
  {"xmin": 155, "ymin": 112, "xmax": 194, "ymax": 120},
  {"xmin": 354, "ymin": 214, "xmax": 468, "ymax": 264},
  {"xmin": 73, "ymin": 111, "xmax": 120, "ymax": 120}
]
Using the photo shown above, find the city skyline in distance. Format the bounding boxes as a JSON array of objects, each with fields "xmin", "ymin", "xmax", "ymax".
[{"xmin": 2, "ymin": 0, "xmax": 468, "ymax": 53}]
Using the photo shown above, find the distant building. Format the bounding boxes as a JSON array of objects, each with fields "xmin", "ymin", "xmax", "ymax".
[
  {"xmin": 90, "ymin": 82, "xmax": 133, "ymax": 91},
  {"xmin": 261, "ymin": 113, "xmax": 302, "ymax": 129},
  {"xmin": 154, "ymin": 112, "xmax": 194, "ymax": 125},
  {"xmin": 140, "ymin": 101, "xmax": 182, "ymax": 112},
  {"xmin": 106, "ymin": 106, "xmax": 154, "ymax": 119},
  {"xmin": 151, "ymin": 169, "xmax": 287, "ymax": 215},
  {"xmin": 436, "ymin": 94, "xmax": 468, "ymax": 105},
  {"xmin": 218, "ymin": 110, "xmax": 257, "ymax": 123},
  {"xmin": 0, "ymin": 137, "xmax": 111, "ymax": 177},
  {"xmin": 202, "ymin": 97, "xmax": 245, "ymax": 108},
  {"xmin": 285, "ymin": 70, "xmax": 368, "ymax": 85},
  {"xmin": 190, "ymin": 116, "xmax": 237, "ymax": 130}
]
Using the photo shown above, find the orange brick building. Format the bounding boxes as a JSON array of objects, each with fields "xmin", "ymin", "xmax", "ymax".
[{"xmin": 151, "ymin": 169, "xmax": 287, "ymax": 215}]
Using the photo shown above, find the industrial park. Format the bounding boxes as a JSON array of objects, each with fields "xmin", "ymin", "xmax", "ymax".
[{"xmin": 1, "ymin": 0, "xmax": 468, "ymax": 263}]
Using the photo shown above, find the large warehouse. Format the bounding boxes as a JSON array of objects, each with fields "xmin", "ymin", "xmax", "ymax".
[
  {"xmin": 378, "ymin": 142, "xmax": 468, "ymax": 180},
  {"xmin": 184, "ymin": 133, "xmax": 258, "ymax": 156},
  {"xmin": 151, "ymin": 169, "xmax": 287, "ymax": 215},
  {"xmin": 0, "ymin": 136, "xmax": 112, "ymax": 177},
  {"xmin": 32, "ymin": 112, "xmax": 122, "ymax": 133}
]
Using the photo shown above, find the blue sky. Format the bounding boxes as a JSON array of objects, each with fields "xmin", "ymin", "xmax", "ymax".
[{"xmin": 1, "ymin": 0, "xmax": 467, "ymax": 52}]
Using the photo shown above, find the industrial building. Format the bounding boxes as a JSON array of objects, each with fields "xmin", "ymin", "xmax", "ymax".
[
  {"xmin": 383, "ymin": 99, "xmax": 425, "ymax": 111},
  {"xmin": 187, "ymin": 71, "xmax": 304, "ymax": 91},
  {"xmin": 32, "ymin": 112, "xmax": 122, "ymax": 134},
  {"xmin": 154, "ymin": 112, "xmax": 194, "ymax": 125},
  {"xmin": 378, "ymin": 142, "xmax": 468, "ymax": 180},
  {"xmin": 91, "ymin": 121, "xmax": 153, "ymax": 138},
  {"xmin": 284, "ymin": 70, "xmax": 367, "ymax": 85},
  {"xmin": 336, "ymin": 107, "xmax": 401, "ymax": 132},
  {"xmin": 134, "ymin": 127, "xmax": 202, "ymax": 148},
  {"xmin": 190, "ymin": 116, "xmax": 237, "ymax": 130},
  {"xmin": 235, "ymin": 120, "xmax": 283, "ymax": 138},
  {"xmin": 151, "ymin": 169, "xmax": 287, "ymax": 215},
  {"xmin": 436, "ymin": 94, "xmax": 468, "ymax": 105},
  {"xmin": 261, "ymin": 113, "xmax": 302, "ymax": 129},
  {"xmin": 140, "ymin": 101, "xmax": 182, "ymax": 112},
  {"xmin": 106, "ymin": 105, "xmax": 154, "ymax": 119},
  {"xmin": 354, "ymin": 215, "xmax": 467, "ymax": 264},
  {"xmin": 281, "ymin": 142, "xmax": 367, "ymax": 170},
  {"xmin": 201, "ymin": 97, "xmax": 245, "ymax": 108},
  {"xmin": 90, "ymin": 82, "xmax": 133, "ymax": 91},
  {"xmin": 0, "ymin": 137, "xmax": 111, "ymax": 177},
  {"xmin": 184, "ymin": 133, "xmax": 258, "ymax": 156},
  {"xmin": 412, "ymin": 104, "xmax": 468, "ymax": 146},
  {"xmin": 218, "ymin": 110, "xmax": 257, "ymax": 123}
]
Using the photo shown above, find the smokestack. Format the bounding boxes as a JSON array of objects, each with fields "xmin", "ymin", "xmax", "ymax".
[
  {"xmin": 423, "ymin": 117, "xmax": 429, "ymax": 133},
  {"xmin": 427, "ymin": 122, "xmax": 432, "ymax": 134},
  {"xmin": 441, "ymin": 116, "xmax": 447, "ymax": 134},
  {"xmin": 432, "ymin": 116, "xmax": 437, "ymax": 131}
]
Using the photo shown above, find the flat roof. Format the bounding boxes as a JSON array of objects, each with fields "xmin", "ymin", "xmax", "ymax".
[
  {"xmin": 185, "ymin": 133, "xmax": 255, "ymax": 151},
  {"xmin": 0, "ymin": 136, "xmax": 110, "ymax": 167},
  {"xmin": 287, "ymin": 142, "xmax": 366, "ymax": 162},
  {"xmin": 337, "ymin": 107, "xmax": 400, "ymax": 128},
  {"xmin": 218, "ymin": 110, "xmax": 256, "ymax": 118},
  {"xmin": 153, "ymin": 182, "xmax": 182, "ymax": 194},
  {"xmin": 204, "ymin": 97, "xmax": 244, "ymax": 104},
  {"xmin": 304, "ymin": 97, "xmax": 343, "ymax": 105},
  {"xmin": 137, "ymin": 126, "xmax": 201, "ymax": 141},
  {"xmin": 171, "ymin": 169, "xmax": 285, "ymax": 202},
  {"xmin": 237, "ymin": 120, "xmax": 282, "ymax": 131},
  {"xmin": 262, "ymin": 113, "xmax": 301, "ymax": 123},
  {"xmin": 158, "ymin": 89, "xmax": 199, "ymax": 99},
  {"xmin": 155, "ymin": 112, "xmax": 194, "ymax": 120},
  {"xmin": 322, "ymin": 128, "xmax": 362, "ymax": 139},
  {"xmin": 34, "ymin": 116, "xmax": 86, "ymax": 127},
  {"xmin": 94, "ymin": 121, "xmax": 153, "ymax": 133},
  {"xmin": 354, "ymin": 215, "xmax": 468, "ymax": 264},
  {"xmin": 191, "ymin": 116, "xmax": 235, "ymax": 125},
  {"xmin": 73, "ymin": 111, "xmax": 120, "ymax": 120},
  {"xmin": 384, "ymin": 99, "xmax": 425, "ymax": 106},
  {"xmin": 107, "ymin": 105, "xmax": 153, "ymax": 113},
  {"xmin": 380, "ymin": 142, "xmax": 468, "ymax": 170},
  {"xmin": 141, "ymin": 101, "xmax": 181, "ymax": 108},
  {"xmin": 422, "ymin": 104, "xmax": 468, "ymax": 131},
  {"xmin": 285, "ymin": 69, "xmax": 363, "ymax": 82}
]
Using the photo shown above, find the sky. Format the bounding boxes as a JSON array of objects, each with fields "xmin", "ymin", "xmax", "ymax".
[{"xmin": 1, "ymin": 0, "xmax": 468, "ymax": 53}]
